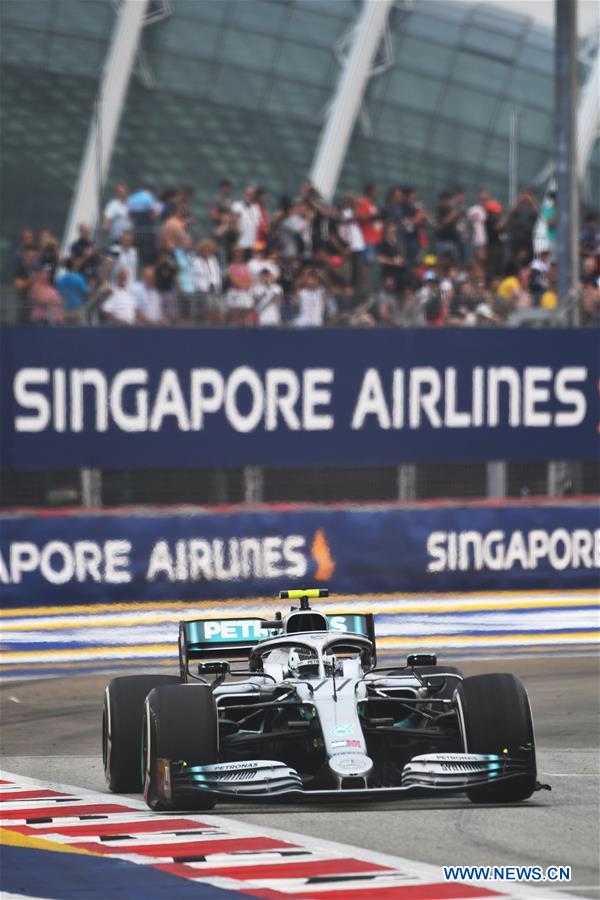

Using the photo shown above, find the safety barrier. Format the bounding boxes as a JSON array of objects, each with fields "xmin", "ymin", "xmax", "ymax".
[{"xmin": 1, "ymin": 500, "xmax": 597, "ymax": 606}]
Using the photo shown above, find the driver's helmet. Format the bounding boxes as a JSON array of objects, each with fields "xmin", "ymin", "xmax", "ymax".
[{"xmin": 288, "ymin": 646, "xmax": 319, "ymax": 676}]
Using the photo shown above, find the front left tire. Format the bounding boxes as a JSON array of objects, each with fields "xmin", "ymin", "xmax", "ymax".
[
  {"xmin": 103, "ymin": 674, "xmax": 180, "ymax": 792},
  {"xmin": 454, "ymin": 673, "xmax": 537, "ymax": 803}
]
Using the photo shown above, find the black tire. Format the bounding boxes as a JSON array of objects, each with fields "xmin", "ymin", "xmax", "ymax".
[
  {"xmin": 415, "ymin": 665, "xmax": 464, "ymax": 700},
  {"xmin": 143, "ymin": 684, "xmax": 219, "ymax": 811},
  {"xmin": 455, "ymin": 673, "xmax": 537, "ymax": 803},
  {"xmin": 103, "ymin": 674, "xmax": 180, "ymax": 793}
]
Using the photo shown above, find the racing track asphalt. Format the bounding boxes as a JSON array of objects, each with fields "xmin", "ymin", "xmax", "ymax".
[{"xmin": 1, "ymin": 655, "xmax": 599, "ymax": 899}]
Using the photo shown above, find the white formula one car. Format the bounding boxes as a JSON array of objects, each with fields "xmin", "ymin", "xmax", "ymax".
[{"xmin": 102, "ymin": 589, "xmax": 546, "ymax": 810}]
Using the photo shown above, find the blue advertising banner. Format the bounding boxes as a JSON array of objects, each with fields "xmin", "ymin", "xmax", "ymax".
[
  {"xmin": 0, "ymin": 326, "xmax": 597, "ymax": 468},
  {"xmin": 1, "ymin": 502, "xmax": 597, "ymax": 606}
]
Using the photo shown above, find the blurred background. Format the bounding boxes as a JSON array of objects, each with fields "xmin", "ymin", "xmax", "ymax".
[{"xmin": 0, "ymin": 0, "xmax": 598, "ymax": 513}]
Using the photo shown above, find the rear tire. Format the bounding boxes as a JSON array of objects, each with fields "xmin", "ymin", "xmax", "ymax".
[
  {"xmin": 143, "ymin": 684, "xmax": 219, "ymax": 811},
  {"xmin": 455, "ymin": 673, "xmax": 537, "ymax": 803},
  {"xmin": 103, "ymin": 674, "xmax": 180, "ymax": 793}
]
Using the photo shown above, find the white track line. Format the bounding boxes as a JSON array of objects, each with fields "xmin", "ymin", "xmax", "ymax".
[{"xmin": 0, "ymin": 768, "xmax": 585, "ymax": 900}]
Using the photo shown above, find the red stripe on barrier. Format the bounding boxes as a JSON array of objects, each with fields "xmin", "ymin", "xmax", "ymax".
[
  {"xmin": 77, "ymin": 836, "xmax": 296, "ymax": 858},
  {"xmin": 0, "ymin": 790, "xmax": 65, "ymax": 801},
  {"xmin": 158, "ymin": 856, "xmax": 393, "ymax": 880},
  {"xmin": 11, "ymin": 817, "xmax": 209, "ymax": 837},
  {"xmin": 0, "ymin": 803, "xmax": 134, "ymax": 819},
  {"xmin": 248, "ymin": 883, "xmax": 505, "ymax": 900}
]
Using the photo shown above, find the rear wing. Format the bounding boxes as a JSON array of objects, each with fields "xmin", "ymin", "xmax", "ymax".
[{"xmin": 178, "ymin": 613, "xmax": 375, "ymax": 673}]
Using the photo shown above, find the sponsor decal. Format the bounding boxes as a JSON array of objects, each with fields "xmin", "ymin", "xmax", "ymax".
[
  {"xmin": 332, "ymin": 739, "xmax": 361, "ymax": 749},
  {"xmin": 427, "ymin": 527, "xmax": 600, "ymax": 574},
  {"xmin": 331, "ymin": 723, "xmax": 354, "ymax": 737},
  {"xmin": 11, "ymin": 362, "xmax": 589, "ymax": 437},
  {"xmin": 0, "ymin": 530, "xmax": 336, "ymax": 587}
]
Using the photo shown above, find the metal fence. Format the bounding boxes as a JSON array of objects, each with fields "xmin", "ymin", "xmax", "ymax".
[{"xmin": 1, "ymin": 460, "xmax": 597, "ymax": 511}]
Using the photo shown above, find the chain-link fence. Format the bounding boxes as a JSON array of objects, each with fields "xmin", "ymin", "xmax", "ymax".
[{"xmin": 1, "ymin": 460, "xmax": 597, "ymax": 510}]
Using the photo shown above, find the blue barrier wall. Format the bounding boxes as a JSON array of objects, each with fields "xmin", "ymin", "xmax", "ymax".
[
  {"xmin": 1, "ymin": 326, "xmax": 597, "ymax": 468},
  {"xmin": 1, "ymin": 502, "xmax": 597, "ymax": 606}
]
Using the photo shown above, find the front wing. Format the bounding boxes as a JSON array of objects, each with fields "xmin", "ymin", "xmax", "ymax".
[{"xmin": 159, "ymin": 753, "xmax": 541, "ymax": 804}]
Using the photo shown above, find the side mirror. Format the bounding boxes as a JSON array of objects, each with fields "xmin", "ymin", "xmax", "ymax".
[
  {"xmin": 198, "ymin": 661, "xmax": 230, "ymax": 675},
  {"xmin": 407, "ymin": 653, "xmax": 437, "ymax": 668}
]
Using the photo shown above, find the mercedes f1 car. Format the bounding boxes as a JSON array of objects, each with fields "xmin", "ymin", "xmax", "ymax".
[{"xmin": 102, "ymin": 589, "xmax": 545, "ymax": 810}]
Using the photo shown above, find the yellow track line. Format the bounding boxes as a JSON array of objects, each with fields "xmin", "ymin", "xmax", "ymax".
[{"xmin": 1, "ymin": 597, "xmax": 597, "ymax": 631}]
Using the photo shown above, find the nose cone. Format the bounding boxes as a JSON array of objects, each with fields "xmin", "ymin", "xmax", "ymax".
[{"xmin": 329, "ymin": 752, "xmax": 373, "ymax": 786}]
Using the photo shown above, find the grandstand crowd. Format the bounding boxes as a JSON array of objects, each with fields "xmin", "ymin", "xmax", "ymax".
[{"xmin": 13, "ymin": 180, "xmax": 600, "ymax": 327}]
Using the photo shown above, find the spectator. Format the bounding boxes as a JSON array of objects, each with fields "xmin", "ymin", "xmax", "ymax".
[
  {"xmin": 192, "ymin": 239, "xmax": 224, "ymax": 324},
  {"xmin": 496, "ymin": 265, "xmax": 532, "ymax": 316},
  {"xmin": 209, "ymin": 179, "xmax": 233, "ymax": 230},
  {"xmin": 473, "ymin": 302, "xmax": 498, "ymax": 326},
  {"xmin": 79, "ymin": 244, "xmax": 102, "ymax": 289},
  {"xmin": 540, "ymin": 190, "xmax": 557, "ymax": 258},
  {"xmin": 419, "ymin": 271, "xmax": 446, "ymax": 326},
  {"xmin": 581, "ymin": 254, "xmax": 599, "ymax": 287},
  {"xmin": 338, "ymin": 195, "xmax": 366, "ymax": 296},
  {"xmin": 529, "ymin": 250, "xmax": 551, "ymax": 304},
  {"xmin": 55, "ymin": 257, "xmax": 89, "ymax": 322},
  {"xmin": 28, "ymin": 270, "xmax": 63, "ymax": 325},
  {"xmin": 226, "ymin": 245, "xmax": 253, "ymax": 324},
  {"xmin": 580, "ymin": 282, "xmax": 600, "ymax": 326},
  {"xmin": 540, "ymin": 263, "xmax": 558, "ymax": 310},
  {"xmin": 467, "ymin": 191, "xmax": 489, "ymax": 264},
  {"xmin": 174, "ymin": 233, "xmax": 197, "ymax": 321},
  {"xmin": 213, "ymin": 210, "xmax": 240, "ymax": 264},
  {"xmin": 448, "ymin": 276, "xmax": 476, "ymax": 325},
  {"xmin": 279, "ymin": 198, "xmax": 311, "ymax": 259},
  {"xmin": 102, "ymin": 269, "xmax": 137, "ymax": 326},
  {"xmin": 377, "ymin": 221, "xmax": 406, "ymax": 294},
  {"xmin": 501, "ymin": 189, "xmax": 539, "ymax": 264},
  {"xmin": 293, "ymin": 268, "xmax": 332, "ymax": 327},
  {"xmin": 580, "ymin": 212, "xmax": 599, "ymax": 257},
  {"xmin": 159, "ymin": 187, "xmax": 180, "ymax": 222},
  {"xmin": 371, "ymin": 276, "xmax": 401, "ymax": 326},
  {"xmin": 255, "ymin": 187, "xmax": 270, "ymax": 244},
  {"xmin": 231, "ymin": 186, "xmax": 261, "ymax": 257},
  {"xmin": 111, "ymin": 229, "xmax": 138, "ymax": 286},
  {"xmin": 154, "ymin": 244, "xmax": 179, "ymax": 324},
  {"xmin": 71, "ymin": 224, "xmax": 93, "ymax": 259},
  {"xmin": 248, "ymin": 242, "xmax": 279, "ymax": 283},
  {"xmin": 132, "ymin": 266, "xmax": 168, "ymax": 326},
  {"xmin": 402, "ymin": 186, "xmax": 427, "ymax": 266},
  {"xmin": 102, "ymin": 184, "xmax": 131, "ymax": 245},
  {"xmin": 435, "ymin": 192, "xmax": 460, "ymax": 263},
  {"xmin": 484, "ymin": 199, "xmax": 504, "ymax": 281},
  {"xmin": 15, "ymin": 229, "xmax": 36, "ymax": 265},
  {"xmin": 305, "ymin": 187, "xmax": 344, "ymax": 258},
  {"xmin": 384, "ymin": 185, "xmax": 405, "ymax": 231},
  {"xmin": 453, "ymin": 187, "xmax": 468, "ymax": 265},
  {"xmin": 161, "ymin": 207, "xmax": 189, "ymax": 250},
  {"xmin": 37, "ymin": 229, "xmax": 60, "ymax": 283},
  {"xmin": 252, "ymin": 268, "xmax": 283, "ymax": 326},
  {"xmin": 356, "ymin": 182, "xmax": 383, "ymax": 265},
  {"xmin": 127, "ymin": 182, "xmax": 160, "ymax": 264},
  {"xmin": 14, "ymin": 245, "xmax": 39, "ymax": 322}
]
